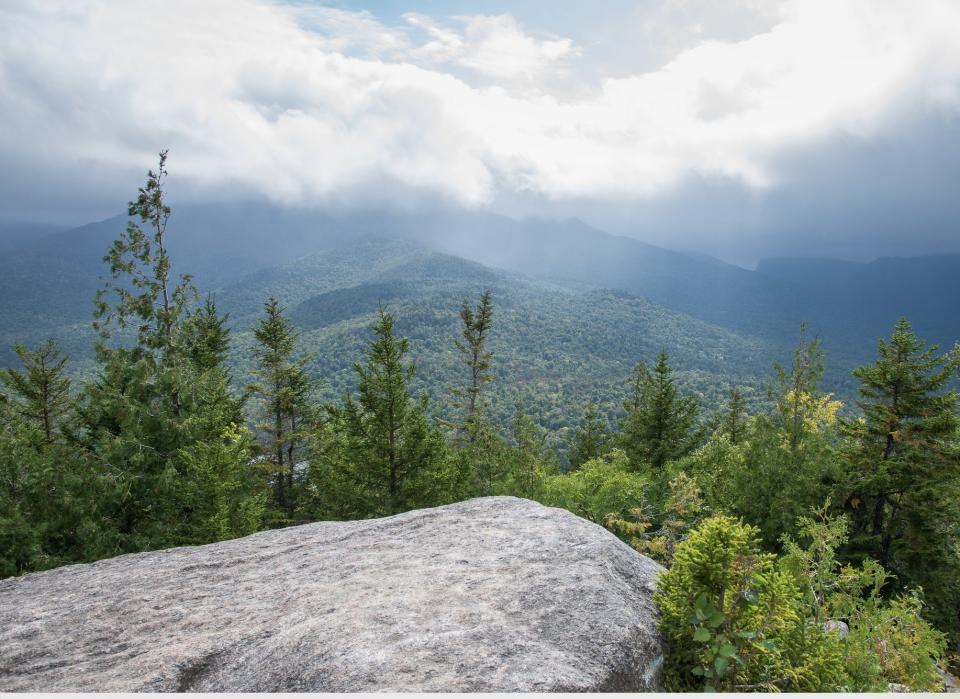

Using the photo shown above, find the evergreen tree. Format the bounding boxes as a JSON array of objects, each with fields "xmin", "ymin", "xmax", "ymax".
[
  {"xmin": 839, "ymin": 317, "xmax": 960, "ymax": 638},
  {"xmin": 620, "ymin": 351, "xmax": 700, "ymax": 471},
  {"xmin": 770, "ymin": 324, "xmax": 827, "ymax": 452},
  {"xmin": 501, "ymin": 402, "xmax": 554, "ymax": 498},
  {"xmin": 726, "ymin": 328, "xmax": 842, "ymax": 549},
  {"xmin": 180, "ymin": 295, "xmax": 231, "ymax": 373},
  {"xmin": 623, "ymin": 360, "xmax": 651, "ymax": 415},
  {"xmin": 0, "ymin": 341, "xmax": 72, "ymax": 445},
  {"xmin": 329, "ymin": 309, "xmax": 446, "ymax": 517},
  {"xmin": 568, "ymin": 401, "xmax": 610, "ymax": 468},
  {"xmin": 249, "ymin": 297, "xmax": 315, "ymax": 522},
  {"xmin": 721, "ymin": 387, "xmax": 747, "ymax": 445},
  {"xmin": 79, "ymin": 151, "xmax": 253, "ymax": 551},
  {"xmin": 454, "ymin": 290, "xmax": 494, "ymax": 439},
  {"xmin": 93, "ymin": 149, "xmax": 194, "ymax": 359}
]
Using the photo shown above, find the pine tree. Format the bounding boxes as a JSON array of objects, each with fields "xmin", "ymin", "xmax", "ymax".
[
  {"xmin": 0, "ymin": 341, "xmax": 72, "ymax": 445},
  {"xmin": 726, "ymin": 328, "xmax": 842, "ymax": 549},
  {"xmin": 249, "ymin": 297, "xmax": 315, "ymax": 521},
  {"xmin": 335, "ymin": 309, "xmax": 446, "ymax": 516},
  {"xmin": 770, "ymin": 324, "xmax": 828, "ymax": 452},
  {"xmin": 620, "ymin": 351, "xmax": 700, "ymax": 470},
  {"xmin": 721, "ymin": 387, "xmax": 747, "ymax": 445},
  {"xmin": 624, "ymin": 361, "xmax": 651, "ymax": 415},
  {"xmin": 839, "ymin": 317, "xmax": 960, "ymax": 637},
  {"xmin": 503, "ymin": 402, "xmax": 553, "ymax": 498},
  {"xmin": 569, "ymin": 401, "xmax": 610, "ymax": 468},
  {"xmin": 180, "ymin": 295, "xmax": 231, "ymax": 373},
  {"xmin": 93, "ymin": 149, "xmax": 194, "ymax": 358},
  {"xmin": 454, "ymin": 290, "xmax": 494, "ymax": 438},
  {"xmin": 79, "ymin": 151, "xmax": 251, "ymax": 551}
]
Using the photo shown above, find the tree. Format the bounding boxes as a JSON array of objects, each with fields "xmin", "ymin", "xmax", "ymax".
[
  {"xmin": 329, "ymin": 309, "xmax": 447, "ymax": 517},
  {"xmin": 839, "ymin": 317, "xmax": 960, "ymax": 638},
  {"xmin": 620, "ymin": 351, "xmax": 701, "ymax": 471},
  {"xmin": 0, "ymin": 341, "xmax": 72, "ymax": 445},
  {"xmin": 501, "ymin": 402, "xmax": 555, "ymax": 498},
  {"xmin": 93, "ymin": 149, "xmax": 194, "ymax": 359},
  {"xmin": 179, "ymin": 294, "xmax": 231, "ymax": 373},
  {"xmin": 568, "ymin": 401, "xmax": 610, "ymax": 468},
  {"xmin": 725, "ymin": 328, "xmax": 843, "ymax": 549},
  {"xmin": 721, "ymin": 387, "xmax": 747, "ymax": 445},
  {"xmin": 454, "ymin": 290, "xmax": 494, "ymax": 438},
  {"xmin": 770, "ymin": 324, "xmax": 829, "ymax": 452},
  {"xmin": 249, "ymin": 297, "xmax": 315, "ymax": 521},
  {"xmin": 79, "ymin": 151, "xmax": 251, "ymax": 552}
]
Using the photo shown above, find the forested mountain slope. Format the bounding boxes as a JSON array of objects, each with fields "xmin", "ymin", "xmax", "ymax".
[
  {"xmin": 2, "ymin": 205, "xmax": 957, "ymax": 417},
  {"xmin": 216, "ymin": 238, "xmax": 773, "ymax": 436}
]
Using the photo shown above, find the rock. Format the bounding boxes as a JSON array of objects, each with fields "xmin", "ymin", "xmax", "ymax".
[
  {"xmin": 823, "ymin": 619, "xmax": 849, "ymax": 638},
  {"xmin": 0, "ymin": 496, "xmax": 665, "ymax": 692},
  {"xmin": 937, "ymin": 666, "xmax": 960, "ymax": 693}
]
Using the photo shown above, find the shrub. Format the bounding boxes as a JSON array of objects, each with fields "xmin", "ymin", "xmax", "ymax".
[{"xmin": 656, "ymin": 514, "xmax": 847, "ymax": 692}]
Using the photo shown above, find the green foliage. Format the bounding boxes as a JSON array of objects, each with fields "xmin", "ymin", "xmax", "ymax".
[
  {"xmin": 721, "ymin": 387, "xmax": 746, "ymax": 445},
  {"xmin": 248, "ymin": 297, "xmax": 316, "ymax": 522},
  {"xmin": 177, "ymin": 422, "xmax": 266, "ymax": 542},
  {"xmin": 616, "ymin": 471, "xmax": 704, "ymax": 566},
  {"xmin": 310, "ymin": 309, "xmax": 449, "ymax": 519},
  {"xmin": 659, "ymin": 510, "xmax": 948, "ymax": 692},
  {"xmin": 0, "ymin": 398, "xmax": 113, "ymax": 577},
  {"xmin": 712, "ymin": 330, "xmax": 844, "ymax": 549},
  {"xmin": 567, "ymin": 401, "xmax": 610, "ymax": 469},
  {"xmin": 0, "ymin": 340, "xmax": 72, "ymax": 445},
  {"xmin": 539, "ymin": 449, "xmax": 646, "ymax": 526},
  {"xmin": 780, "ymin": 505, "xmax": 947, "ymax": 691},
  {"xmin": 657, "ymin": 514, "xmax": 848, "ymax": 692},
  {"xmin": 453, "ymin": 290, "xmax": 494, "ymax": 438},
  {"xmin": 93, "ymin": 150, "xmax": 194, "ymax": 357},
  {"xmin": 619, "ymin": 352, "xmax": 702, "ymax": 471},
  {"xmin": 838, "ymin": 317, "xmax": 960, "ymax": 639},
  {"xmin": 74, "ymin": 153, "xmax": 255, "ymax": 553}
]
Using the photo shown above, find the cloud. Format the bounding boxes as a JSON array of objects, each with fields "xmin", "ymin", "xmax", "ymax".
[
  {"xmin": 0, "ymin": 0, "xmax": 959, "ymax": 245},
  {"xmin": 404, "ymin": 13, "xmax": 578, "ymax": 81}
]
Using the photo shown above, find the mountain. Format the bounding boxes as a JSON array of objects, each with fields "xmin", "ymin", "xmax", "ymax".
[
  {"xmin": 217, "ymin": 238, "xmax": 773, "ymax": 438},
  {"xmin": 0, "ymin": 220, "xmax": 66, "ymax": 253},
  {"xmin": 1, "ymin": 203, "xmax": 957, "ymax": 425}
]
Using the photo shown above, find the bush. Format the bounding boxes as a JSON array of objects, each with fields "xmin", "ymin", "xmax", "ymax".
[
  {"xmin": 655, "ymin": 514, "xmax": 846, "ymax": 691},
  {"xmin": 538, "ymin": 449, "xmax": 647, "ymax": 525},
  {"xmin": 658, "ymin": 509, "xmax": 948, "ymax": 692}
]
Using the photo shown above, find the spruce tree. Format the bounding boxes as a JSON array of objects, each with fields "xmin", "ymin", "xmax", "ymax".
[
  {"xmin": 80, "ymin": 151, "xmax": 252, "ymax": 551},
  {"xmin": 335, "ymin": 309, "xmax": 446, "ymax": 516},
  {"xmin": 180, "ymin": 295, "xmax": 231, "ymax": 373},
  {"xmin": 503, "ymin": 402, "xmax": 553, "ymax": 498},
  {"xmin": 93, "ymin": 149, "xmax": 193, "ymax": 358},
  {"xmin": 569, "ymin": 401, "xmax": 610, "ymax": 468},
  {"xmin": 249, "ymin": 297, "xmax": 315, "ymax": 521},
  {"xmin": 454, "ymin": 290, "xmax": 494, "ymax": 438},
  {"xmin": 770, "ymin": 324, "xmax": 827, "ymax": 452},
  {"xmin": 727, "ymin": 328, "xmax": 842, "ymax": 549},
  {"xmin": 620, "ymin": 351, "xmax": 700, "ymax": 470},
  {"xmin": 721, "ymin": 387, "xmax": 747, "ymax": 445},
  {"xmin": 0, "ymin": 341, "xmax": 72, "ymax": 445},
  {"xmin": 839, "ymin": 317, "xmax": 960, "ymax": 637}
]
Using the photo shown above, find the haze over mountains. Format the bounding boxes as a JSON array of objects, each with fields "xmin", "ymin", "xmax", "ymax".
[{"xmin": 1, "ymin": 204, "xmax": 956, "ymax": 433}]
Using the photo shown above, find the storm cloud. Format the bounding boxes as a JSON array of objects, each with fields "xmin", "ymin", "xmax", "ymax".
[{"xmin": 1, "ymin": 0, "xmax": 958, "ymax": 263}]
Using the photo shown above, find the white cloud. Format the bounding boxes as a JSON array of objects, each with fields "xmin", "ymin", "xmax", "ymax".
[
  {"xmin": 405, "ymin": 13, "xmax": 579, "ymax": 81},
  {"xmin": 0, "ymin": 0, "xmax": 959, "ymax": 211}
]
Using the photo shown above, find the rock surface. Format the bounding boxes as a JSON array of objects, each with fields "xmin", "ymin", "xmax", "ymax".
[{"xmin": 0, "ymin": 496, "xmax": 665, "ymax": 692}]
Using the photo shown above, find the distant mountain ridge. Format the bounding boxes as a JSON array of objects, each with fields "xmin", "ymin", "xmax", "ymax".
[{"xmin": 1, "ymin": 206, "xmax": 957, "ymax": 418}]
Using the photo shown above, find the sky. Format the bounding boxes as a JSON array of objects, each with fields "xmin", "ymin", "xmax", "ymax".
[{"xmin": 1, "ymin": 0, "xmax": 959, "ymax": 265}]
